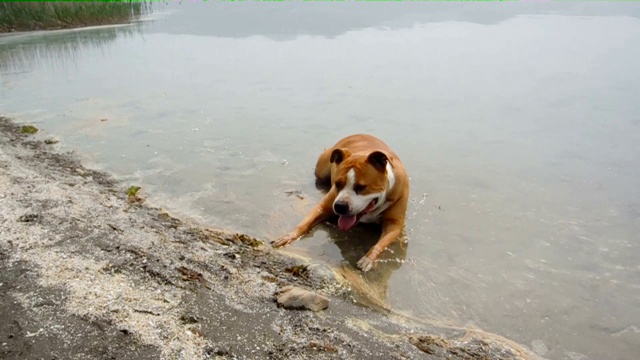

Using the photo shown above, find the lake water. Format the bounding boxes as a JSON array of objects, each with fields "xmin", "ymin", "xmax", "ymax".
[{"xmin": 1, "ymin": 2, "xmax": 639, "ymax": 359}]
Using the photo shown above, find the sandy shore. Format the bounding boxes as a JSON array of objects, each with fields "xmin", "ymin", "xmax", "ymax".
[{"xmin": 0, "ymin": 116, "xmax": 538, "ymax": 359}]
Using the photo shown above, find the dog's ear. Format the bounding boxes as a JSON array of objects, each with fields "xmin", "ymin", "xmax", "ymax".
[
  {"xmin": 330, "ymin": 148, "xmax": 351, "ymax": 164},
  {"xmin": 367, "ymin": 151, "xmax": 391, "ymax": 172}
]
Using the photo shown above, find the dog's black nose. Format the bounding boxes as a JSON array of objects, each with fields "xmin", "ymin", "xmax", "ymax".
[{"xmin": 333, "ymin": 201, "xmax": 350, "ymax": 215}]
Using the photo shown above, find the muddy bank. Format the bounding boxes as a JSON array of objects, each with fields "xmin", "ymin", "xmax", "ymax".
[{"xmin": 0, "ymin": 116, "xmax": 540, "ymax": 359}]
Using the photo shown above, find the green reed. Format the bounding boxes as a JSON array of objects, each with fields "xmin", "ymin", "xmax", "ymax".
[{"xmin": 0, "ymin": 1, "xmax": 151, "ymax": 33}]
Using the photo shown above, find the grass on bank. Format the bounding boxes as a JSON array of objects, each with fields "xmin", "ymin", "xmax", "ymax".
[{"xmin": 0, "ymin": 1, "xmax": 150, "ymax": 33}]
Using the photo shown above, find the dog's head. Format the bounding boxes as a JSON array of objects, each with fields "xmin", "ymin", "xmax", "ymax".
[{"xmin": 330, "ymin": 148, "xmax": 395, "ymax": 230}]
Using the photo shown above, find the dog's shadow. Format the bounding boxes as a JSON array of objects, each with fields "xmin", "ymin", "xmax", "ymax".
[
  {"xmin": 313, "ymin": 178, "xmax": 408, "ymax": 311},
  {"xmin": 318, "ymin": 219, "xmax": 408, "ymax": 312}
]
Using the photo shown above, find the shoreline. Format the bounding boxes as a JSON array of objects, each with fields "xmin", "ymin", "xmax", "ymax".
[
  {"xmin": 0, "ymin": 12, "xmax": 160, "ymax": 38},
  {"xmin": 0, "ymin": 116, "xmax": 538, "ymax": 359},
  {"xmin": 0, "ymin": 21, "xmax": 138, "ymax": 34},
  {"xmin": 0, "ymin": 22, "xmax": 140, "ymax": 38}
]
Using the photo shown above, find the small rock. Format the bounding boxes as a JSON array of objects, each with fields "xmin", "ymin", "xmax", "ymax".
[
  {"xmin": 285, "ymin": 265, "xmax": 309, "ymax": 278},
  {"xmin": 179, "ymin": 315, "xmax": 199, "ymax": 324},
  {"xmin": 284, "ymin": 190, "xmax": 302, "ymax": 196},
  {"xmin": 18, "ymin": 214, "xmax": 39, "ymax": 222},
  {"xmin": 409, "ymin": 335, "xmax": 449, "ymax": 357},
  {"xmin": 275, "ymin": 285, "xmax": 329, "ymax": 312},
  {"xmin": 223, "ymin": 252, "xmax": 239, "ymax": 261},
  {"xmin": 44, "ymin": 139, "xmax": 59, "ymax": 145},
  {"xmin": 284, "ymin": 190, "xmax": 305, "ymax": 200},
  {"xmin": 205, "ymin": 347, "xmax": 230, "ymax": 356}
]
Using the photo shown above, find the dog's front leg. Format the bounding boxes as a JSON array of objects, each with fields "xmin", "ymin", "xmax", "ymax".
[
  {"xmin": 272, "ymin": 190, "xmax": 336, "ymax": 248},
  {"xmin": 357, "ymin": 220, "xmax": 403, "ymax": 272}
]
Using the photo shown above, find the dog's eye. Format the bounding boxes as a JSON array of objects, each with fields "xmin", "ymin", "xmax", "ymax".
[
  {"xmin": 335, "ymin": 180, "xmax": 345, "ymax": 190},
  {"xmin": 353, "ymin": 184, "xmax": 366, "ymax": 194}
]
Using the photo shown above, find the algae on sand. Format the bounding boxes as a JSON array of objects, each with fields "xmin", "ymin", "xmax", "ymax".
[
  {"xmin": 20, "ymin": 125, "xmax": 38, "ymax": 134},
  {"xmin": 127, "ymin": 185, "xmax": 143, "ymax": 204},
  {"xmin": 127, "ymin": 186, "xmax": 141, "ymax": 197}
]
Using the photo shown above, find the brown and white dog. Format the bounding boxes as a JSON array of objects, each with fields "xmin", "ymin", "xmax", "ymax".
[{"xmin": 273, "ymin": 134, "xmax": 409, "ymax": 272}]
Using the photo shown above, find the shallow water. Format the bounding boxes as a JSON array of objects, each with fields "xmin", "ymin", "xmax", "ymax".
[{"xmin": 1, "ymin": 2, "xmax": 640, "ymax": 359}]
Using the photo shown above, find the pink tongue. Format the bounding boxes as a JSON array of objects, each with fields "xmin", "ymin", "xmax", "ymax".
[
  {"xmin": 363, "ymin": 200, "xmax": 376, "ymax": 213},
  {"xmin": 338, "ymin": 215, "xmax": 358, "ymax": 230}
]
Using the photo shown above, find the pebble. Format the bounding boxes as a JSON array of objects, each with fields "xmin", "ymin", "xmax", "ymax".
[{"xmin": 275, "ymin": 285, "xmax": 329, "ymax": 312}]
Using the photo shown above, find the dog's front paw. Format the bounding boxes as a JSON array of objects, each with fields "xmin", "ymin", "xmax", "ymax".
[
  {"xmin": 272, "ymin": 232, "xmax": 300, "ymax": 248},
  {"xmin": 356, "ymin": 256, "xmax": 375, "ymax": 272}
]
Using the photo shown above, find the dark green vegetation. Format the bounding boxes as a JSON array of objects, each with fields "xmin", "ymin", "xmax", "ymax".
[
  {"xmin": 0, "ymin": 1, "xmax": 150, "ymax": 33},
  {"xmin": 20, "ymin": 125, "xmax": 38, "ymax": 134},
  {"xmin": 127, "ymin": 185, "xmax": 141, "ymax": 197},
  {"xmin": 127, "ymin": 185, "xmax": 143, "ymax": 204}
]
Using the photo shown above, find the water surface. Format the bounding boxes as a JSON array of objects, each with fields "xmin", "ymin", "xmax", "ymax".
[{"xmin": 1, "ymin": 3, "xmax": 640, "ymax": 359}]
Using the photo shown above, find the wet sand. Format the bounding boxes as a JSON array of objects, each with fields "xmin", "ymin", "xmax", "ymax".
[{"xmin": 0, "ymin": 116, "xmax": 539, "ymax": 359}]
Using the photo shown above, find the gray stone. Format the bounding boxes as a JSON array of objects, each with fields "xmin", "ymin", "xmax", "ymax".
[{"xmin": 275, "ymin": 285, "xmax": 329, "ymax": 312}]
